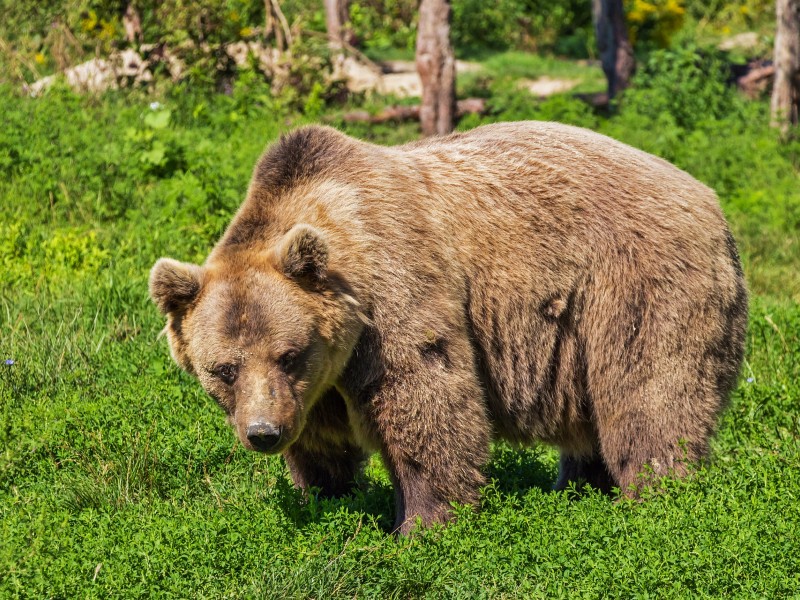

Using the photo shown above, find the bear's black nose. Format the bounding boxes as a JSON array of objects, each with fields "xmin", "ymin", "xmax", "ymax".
[{"xmin": 246, "ymin": 422, "xmax": 282, "ymax": 452}]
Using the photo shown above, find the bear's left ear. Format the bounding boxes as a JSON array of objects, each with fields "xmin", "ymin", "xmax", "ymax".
[
  {"xmin": 272, "ymin": 224, "xmax": 329, "ymax": 283},
  {"xmin": 149, "ymin": 258, "xmax": 203, "ymax": 315}
]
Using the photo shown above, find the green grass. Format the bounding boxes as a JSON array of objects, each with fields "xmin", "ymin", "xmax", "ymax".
[
  {"xmin": 475, "ymin": 50, "xmax": 604, "ymax": 85},
  {"xmin": 454, "ymin": 50, "xmax": 606, "ymax": 99},
  {"xmin": 2, "ymin": 52, "xmax": 800, "ymax": 597}
]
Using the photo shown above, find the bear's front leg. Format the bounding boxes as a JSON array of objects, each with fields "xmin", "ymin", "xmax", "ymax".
[
  {"xmin": 372, "ymin": 363, "xmax": 490, "ymax": 534},
  {"xmin": 283, "ymin": 388, "xmax": 367, "ymax": 499},
  {"xmin": 284, "ymin": 441, "xmax": 365, "ymax": 499}
]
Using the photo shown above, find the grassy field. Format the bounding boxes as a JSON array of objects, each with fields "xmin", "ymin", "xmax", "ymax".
[{"xmin": 1, "ymin": 51, "xmax": 800, "ymax": 597}]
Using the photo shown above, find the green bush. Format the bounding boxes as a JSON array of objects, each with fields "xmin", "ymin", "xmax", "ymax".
[
  {"xmin": 625, "ymin": 0, "xmax": 686, "ymax": 49},
  {"xmin": 622, "ymin": 46, "xmax": 740, "ymax": 130},
  {"xmin": 481, "ymin": 80, "xmax": 598, "ymax": 128},
  {"xmin": 452, "ymin": 0, "xmax": 593, "ymax": 55},
  {"xmin": 682, "ymin": 0, "xmax": 773, "ymax": 30},
  {"xmin": 349, "ymin": 0, "xmax": 418, "ymax": 52}
]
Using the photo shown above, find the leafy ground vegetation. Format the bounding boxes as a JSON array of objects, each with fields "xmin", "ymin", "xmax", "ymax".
[{"xmin": 2, "ymin": 1, "xmax": 800, "ymax": 598}]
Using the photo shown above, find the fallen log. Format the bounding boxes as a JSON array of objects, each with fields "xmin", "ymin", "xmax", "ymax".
[
  {"xmin": 341, "ymin": 97, "xmax": 487, "ymax": 124},
  {"xmin": 574, "ymin": 91, "xmax": 610, "ymax": 109},
  {"xmin": 737, "ymin": 63, "xmax": 775, "ymax": 99}
]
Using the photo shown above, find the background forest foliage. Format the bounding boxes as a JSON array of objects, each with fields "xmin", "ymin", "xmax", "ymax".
[
  {"xmin": 1, "ymin": 0, "xmax": 799, "ymax": 597},
  {"xmin": 0, "ymin": 0, "xmax": 777, "ymax": 82}
]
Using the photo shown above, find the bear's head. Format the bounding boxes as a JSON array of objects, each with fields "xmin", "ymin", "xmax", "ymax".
[{"xmin": 149, "ymin": 224, "xmax": 364, "ymax": 454}]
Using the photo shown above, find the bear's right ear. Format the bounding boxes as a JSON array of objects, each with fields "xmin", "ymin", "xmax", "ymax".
[
  {"xmin": 272, "ymin": 224, "xmax": 329, "ymax": 284},
  {"xmin": 149, "ymin": 258, "xmax": 203, "ymax": 315}
]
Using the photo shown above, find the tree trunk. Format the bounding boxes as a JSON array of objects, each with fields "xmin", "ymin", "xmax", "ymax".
[
  {"xmin": 593, "ymin": 0, "xmax": 635, "ymax": 99},
  {"xmin": 416, "ymin": 0, "xmax": 456, "ymax": 136},
  {"xmin": 264, "ymin": 0, "xmax": 291, "ymax": 51},
  {"xmin": 771, "ymin": 0, "xmax": 800, "ymax": 132},
  {"xmin": 123, "ymin": 3, "xmax": 142, "ymax": 44},
  {"xmin": 324, "ymin": 0, "xmax": 350, "ymax": 52}
]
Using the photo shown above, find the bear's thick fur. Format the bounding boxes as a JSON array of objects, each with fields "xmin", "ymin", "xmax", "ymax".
[{"xmin": 150, "ymin": 122, "xmax": 747, "ymax": 533}]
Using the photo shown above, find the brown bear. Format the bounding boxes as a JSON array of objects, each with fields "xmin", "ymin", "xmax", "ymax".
[{"xmin": 149, "ymin": 121, "xmax": 747, "ymax": 534}]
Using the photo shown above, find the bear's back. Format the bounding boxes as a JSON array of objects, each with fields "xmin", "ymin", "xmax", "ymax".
[
  {"xmin": 382, "ymin": 122, "xmax": 726, "ymax": 280},
  {"xmin": 397, "ymin": 121, "xmax": 719, "ymax": 222}
]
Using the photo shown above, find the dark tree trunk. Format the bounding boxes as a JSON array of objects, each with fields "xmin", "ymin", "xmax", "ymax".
[
  {"xmin": 771, "ymin": 0, "xmax": 800, "ymax": 132},
  {"xmin": 593, "ymin": 0, "xmax": 635, "ymax": 99},
  {"xmin": 416, "ymin": 0, "xmax": 456, "ymax": 136}
]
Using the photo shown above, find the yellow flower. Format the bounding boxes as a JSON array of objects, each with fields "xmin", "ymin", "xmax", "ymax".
[
  {"xmin": 34, "ymin": 52, "xmax": 46, "ymax": 65},
  {"xmin": 99, "ymin": 19, "xmax": 117, "ymax": 40},
  {"xmin": 625, "ymin": 0, "xmax": 685, "ymax": 47},
  {"xmin": 240, "ymin": 26, "xmax": 253, "ymax": 38},
  {"xmin": 665, "ymin": 0, "xmax": 685, "ymax": 15},
  {"xmin": 81, "ymin": 10, "xmax": 98, "ymax": 31}
]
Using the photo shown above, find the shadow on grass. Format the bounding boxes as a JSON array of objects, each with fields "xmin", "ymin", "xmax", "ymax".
[
  {"xmin": 485, "ymin": 443, "xmax": 558, "ymax": 497},
  {"xmin": 271, "ymin": 442, "xmax": 565, "ymax": 532},
  {"xmin": 269, "ymin": 469, "xmax": 397, "ymax": 532}
]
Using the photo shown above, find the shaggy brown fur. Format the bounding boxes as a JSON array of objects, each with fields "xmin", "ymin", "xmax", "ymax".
[{"xmin": 149, "ymin": 122, "xmax": 748, "ymax": 534}]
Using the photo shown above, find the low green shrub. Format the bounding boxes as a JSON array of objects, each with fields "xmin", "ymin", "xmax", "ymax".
[{"xmin": 622, "ymin": 46, "xmax": 739, "ymax": 130}]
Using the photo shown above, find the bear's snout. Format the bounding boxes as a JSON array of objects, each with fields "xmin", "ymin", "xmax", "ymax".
[{"xmin": 246, "ymin": 421, "xmax": 282, "ymax": 453}]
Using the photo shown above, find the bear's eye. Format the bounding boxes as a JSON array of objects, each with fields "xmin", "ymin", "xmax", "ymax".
[
  {"xmin": 215, "ymin": 363, "xmax": 238, "ymax": 385},
  {"xmin": 277, "ymin": 350, "xmax": 298, "ymax": 372}
]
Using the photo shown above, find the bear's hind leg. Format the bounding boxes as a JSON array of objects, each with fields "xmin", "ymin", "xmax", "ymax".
[
  {"xmin": 554, "ymin": 453, "xmax": 615, "ymax": 494},
  {"xmin": 596, "ymin": 406, "xmax": 709, "ymax": 496}
]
